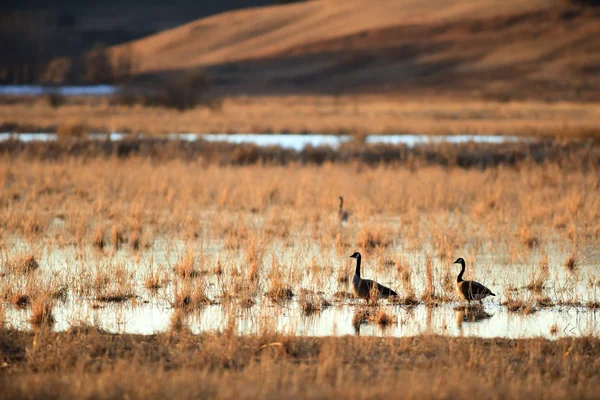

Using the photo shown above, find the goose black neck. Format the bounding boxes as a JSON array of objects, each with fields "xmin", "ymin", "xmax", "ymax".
[
  {"xmin": 456, "ymin": 260, "xmax": 465, "ymax": 283},
  {"xmin": 339, "ymin": 197, "xmax": 344, "ymax": 210},
  {"xmin": 354, "ymin": 255, "xmax": 361, "ymax": 277}
]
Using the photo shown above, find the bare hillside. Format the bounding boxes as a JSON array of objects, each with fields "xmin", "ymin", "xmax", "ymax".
[{"xmin": 116, "ymin": 0, "xmax": 600, "ymax": 100}]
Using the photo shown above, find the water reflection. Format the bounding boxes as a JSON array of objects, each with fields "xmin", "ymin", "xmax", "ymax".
[
  {"xmin": 0, "ymin": 132, "xmax": 530, "ymax": 151},
  {"xmin": 3, "ymin": 298, "xmax": 599, "ymax": 339},
  {"xmin": 454, "ymin": 305, "xmax": 493, "ymax": 329},
  {"xmin": 2, "ymin": 237, "xmax": 599, "ymax": 339}
]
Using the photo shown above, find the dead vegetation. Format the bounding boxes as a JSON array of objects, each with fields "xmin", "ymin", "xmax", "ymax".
[
  {"xmin": 0, "ymin": 146, "xmax": 598, "ymax": 340},
  {"xmin": 0, "ymin": 330, "xmax": 598, "ymax": 399},
  {"xmin": 4, "ymin": 254, "xmax": 39, "ymax": 274}
]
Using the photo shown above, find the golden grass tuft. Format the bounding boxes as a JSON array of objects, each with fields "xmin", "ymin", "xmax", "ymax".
[
  {"xmin": 29, "ymin": 296, "xmax": 55, "ymax": 327},
  {"xmin": 92, "ymin": 228, "xmax": 105, "ymax": 250},
  {"xmin": 6, "ymin": 254, "xmax": 39, "ymax": 274},
  {"xmin": 174, "ymin": 252, "xmax": 200, "ymax": 279},
  {"xmin": 173, "ymin": 284, "xmax": 212, "ymax": 309},
  {"xmin": 266, "ymin": 285, "xmax": 294, "ymax": 301},
  {"xmin": 111, "ymin": 225, "xmax": 124, "ymax": 249},
  {"xmin": 564, "ymin": 254, "xmax": 577, "ymax": 272},
  {"xmin": 144, "ymin": 270, "xmax": 165, "ymax": 291},
  {"xmin": 357, "ymin": 227, "xmax": 390, "ymax": 249},
  {"xmin": 298, "ymin": 291, "xmax": 329, "ymax": 315},
  {"xmin": 503, "ymin": 292, "xmax": 537, "ymax": 315},
  {"xmin": 352, "ymin": 307, "xmax": 397, "ymax": 327},
  {"xmin": 375, "ymin": 310, "xmax": 396, "ymax": 327}
]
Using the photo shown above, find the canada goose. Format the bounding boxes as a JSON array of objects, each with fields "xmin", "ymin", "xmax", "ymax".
[
  {"xmin": 454, "ymin": 258, "xmax": 495, "ymax": 304},
  {"xmin": 338, "ymin": 196, "xmax": 349, "ymax": 222},
  {"xmin": 350, "ymin": 252, "xmax": 397, "ymax": 301}
]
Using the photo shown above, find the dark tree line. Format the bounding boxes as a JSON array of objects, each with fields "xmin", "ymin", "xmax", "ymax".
[{"xmin": 0, "ymin": 10, "xmax": 136, "ymax": 84}]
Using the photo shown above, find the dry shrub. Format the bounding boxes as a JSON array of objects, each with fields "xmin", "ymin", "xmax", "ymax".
[
  {"xmin": 173, "ymin": 284, "xmax": 212, "ymax": 309},
  {"xmin": 266, "ymin": 285, "xmax": 294, "ymax": 301},
  {"xmin": 352, "ymin": 308, "xmax": 370, "ymax": 325},
  {"xmin": 29, "ymin": 296, "xmax": 55, "ymax": 327},
  {"xmin": 130, "ymin": 230, "xmax": 141, "ymax": 251},
  {"xmin": 503, "ymin": 292, "xmax": 536, "ymax": 314},
  {"xmin": 56, "ymin": 122, "xmax": 87, "ymax": 139},
  {"xmin": 389, "ymin": 293, "xmax": 419, "ymax": 306},
  {"xmin": 212, "ymin": 259, "xmax": 223, "ymax": 276},
  {"xmin": 92, "ymin": 228, "xmax": 105, "ymax": 250},
  {"xmin": 93, "ymin": 270, "xmax": 110, "ymax": 290},
  {"xmin": 6, "ymin": 254, "xmax": 39, "ymax": 274},
  {"xmin": 537, "ymin": 296, "xmax": 554, "ymax": 307},
  {"xmin": 169, "ymin": 309, "xmax": 189, "ymax": 333},
  {"xmin": 144, "ymin": 270, "xmax": 165, "ymax": 291},
  {"xmin": 564, "ymin": 254, "xmax": 577, "ymax": 272},
  {"xmin": 587, "ymin": 300, "xmax": 600, "ymax": 309},
  {"xmin": 375, "ymin": 310, "xmax": 395, "ymax": 327},
  {"xmin": 10, "ymin": 293, "xmax": 31, "ymax": 308},
  {"xmin": 111, "ymin": 225, "xmax": 124, "ymax": 249},
  {"xmin": 333, "ymin": 291, "xmax": 354, "ymax": 301},
  {"xmin": 246, "ymin": 234, "xmax": 265, "ymax": 281},
  {"xmin": 144, "ymin": 71, "xmax": 218, "ymax": 111},
  {"xmin": 298, "ymin": 291, "xmax": 329, "ymax": 315},
  {"xmin": 357, "ymin": 226, "xmax": 390, "ymax": 249},
  {"xmin": 422, "ymin": 255, "xmax": 435, "ymax": 301},
  {"xmin": 527, "ymin": 257, "xmax": 548, "ymax": 294},
  {"xmin": 267, "ymin": 261, "xmax": 293, "ymax": 300},
  {"xmin": 47, "ymin": 92, "xmax": 66, "ymax": 108},
  {"xmin": 519, "ymin": 225, "xmax": 539, "ymax": 249},
  {"xmin": 174, "ymin": 252, "xmax": 200, "ymax": 279},
  {"xmin": 352, "ymin": 307, "xmax": 397, "ymax": 326}
]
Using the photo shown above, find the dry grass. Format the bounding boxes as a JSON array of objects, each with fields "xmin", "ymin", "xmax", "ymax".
[
  {"xmin": 0, "ymin": 330, "xmax": 598, "ymax": 399},
  {"xmin": 352, "ymin": 307, "xmax": 398, "ymax": 327},
  {"xmin": 564, "ymin": 254, "xmax": 577, "ymax": 272},
  {"xmin": 1, "ymin": 95, "xmax": 600, "ymax": 136},
  {"xmin": 0, "ymin": 145, "xmax": 598, "ymax": 354},
  {"xmin": 298, "ymin": 290, "xmax": 330, "ymax": 315},
  {"xmin": 173, "ymin": 252, "xmax": 200, "ymax": 279},
  {"xmin": 92, "ymin": 228, "xmax": 106, "ymax": 250},
  {"xmin": 4, "ymin": 254, "xmax": 39, "ymax": 274},
  {"xmin": 29, "ymin": 296, "xmax": 55, "ymax": 327},
  {"xmin": 503, "ymin": 292, "xmax": 537, "ymax": 315}
]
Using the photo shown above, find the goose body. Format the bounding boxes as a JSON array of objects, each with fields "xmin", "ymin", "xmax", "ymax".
[
  {"xmin": 454, "ymin": 258, "xmax": 495, "ymax": 303},
  {"xmin": 350, "ymin": 252, "xmax": 397, "ymax": 300},
  {"xmin": 338, "ymin": 196, "xmax": 349, "ymax": 222}
]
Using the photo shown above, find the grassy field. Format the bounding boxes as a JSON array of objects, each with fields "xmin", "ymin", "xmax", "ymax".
[
  {"xmin": 2, "ymin": 95, "xmax": 600, "ymax": 136},
  {"xmin": 1, "ymin": 329, "xmax": 599, "ymax": 399},
  {"xmin": 0, "ymin": 136, "xmax": 599, "ymax": 396},
  {"xmin": 0, "ymin": 147, "xmax": 599, "ymax": 325}
]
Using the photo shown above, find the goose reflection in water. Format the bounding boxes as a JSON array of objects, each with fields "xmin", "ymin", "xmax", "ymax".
[{"xmin": 455, "ymin": 305, "xmax": 493, "ymax": 328}]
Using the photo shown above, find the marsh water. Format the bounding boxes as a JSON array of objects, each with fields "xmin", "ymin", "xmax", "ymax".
[
  {"xmin": 0, "ymin": 132, "xmax": 528, "ymax": 150},
  {"xmin": 0, "ymin": 84, "xmax": 117, "ymax": 96},
  {"xmin": 2, "ymin": 232, "xmax": 599, "ymax": 339}
]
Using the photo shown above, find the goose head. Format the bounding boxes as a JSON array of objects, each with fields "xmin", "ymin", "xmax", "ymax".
[
  {"xmin": 350, "ymin": 252, "xmax": 361, "ymax": 259},
  {"xmin": 453, "ymin": 257, "xmax": 465, "ymax": 265}
]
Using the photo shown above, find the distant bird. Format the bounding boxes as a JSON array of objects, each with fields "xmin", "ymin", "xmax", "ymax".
[
  {"xmin": 454, "ymin": 258, "xmax": 495, "ymax": 305},
  {"xmin": 350, "ymin": 252, "xmax": 397, "ymax": 301},
  {"xmin": 338, "ymin": 196, "xmax": 349, "ymax": 222}
]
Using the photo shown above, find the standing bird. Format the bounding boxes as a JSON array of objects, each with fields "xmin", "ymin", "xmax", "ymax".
[
  {"xmin": 338, "ymin": 196, "xmax": 349, "ymax": 222},
  {"xmin": 454, "ymin": 258, "xmax": 495, "ymax": 305},
  {"xmin": 350, "ymin": 252, "xmax": 397, "ymax": 301}
]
